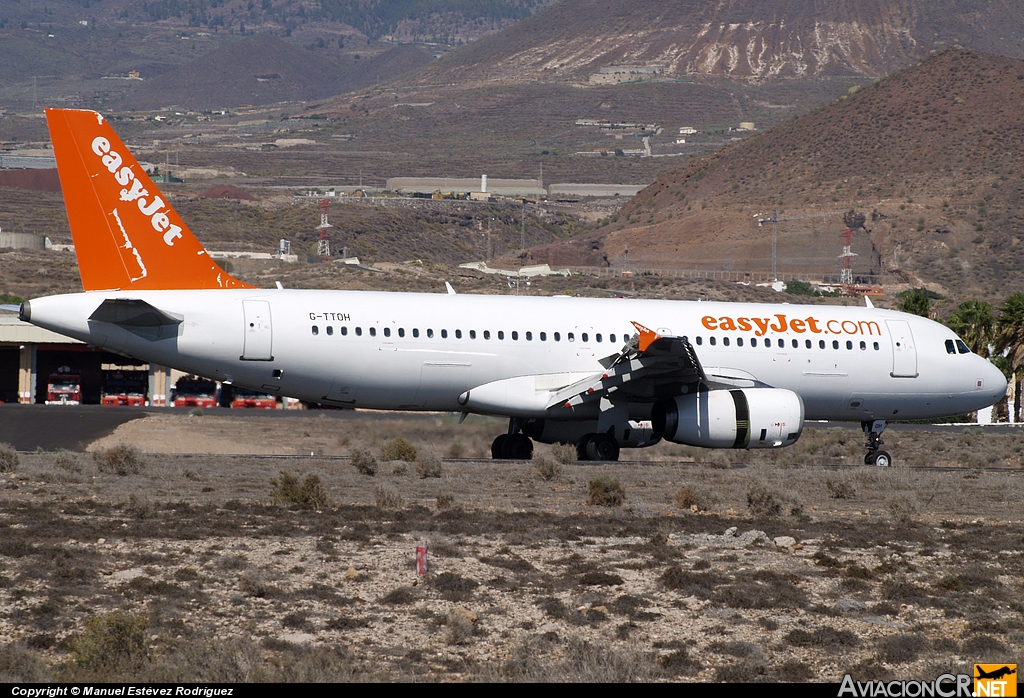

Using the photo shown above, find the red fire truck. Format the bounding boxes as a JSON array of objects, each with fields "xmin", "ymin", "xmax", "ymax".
[
  {"xmin": 45, "ymin": 366, "xmax": 81, "ymax": 405},
  {"xmin": 171, "ymin": 376, "xmax": 218, "ymax": 408},
  {"xmin": 101, "ymin": 370, "xmax": 148, "ymax": 406},
  {"xmin": 230, "ymin": 387, "xmax": 278, "ymax": 409}
]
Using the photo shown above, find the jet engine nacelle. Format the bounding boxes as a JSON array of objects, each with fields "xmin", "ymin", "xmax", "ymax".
[{"xmin": 652, "ymin": 387, "xmax": 804, "ymax": 449}]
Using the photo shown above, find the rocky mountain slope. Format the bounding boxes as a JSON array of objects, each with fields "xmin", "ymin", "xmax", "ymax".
[
  {"xmin": 522, "ymin": 50, "xmax": 1024, "ymax": 299},
  {"xmin": 422, "ymin": 0, "xmax": 1024, "ymax": 84}
]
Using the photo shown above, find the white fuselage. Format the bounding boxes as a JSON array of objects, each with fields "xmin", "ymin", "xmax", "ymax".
[{"xmin": 26, "ymin": 289, "xmax": 1007, "ymax": 422}]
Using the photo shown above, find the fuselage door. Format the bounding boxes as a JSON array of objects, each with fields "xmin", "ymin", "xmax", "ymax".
[
  {"xmin": 241, "ymin": 300, "xmax": 273, "ymax": 361},
  {"xmin": 886, "ymin": 319, "xmax": 917, "ymax": 378}
]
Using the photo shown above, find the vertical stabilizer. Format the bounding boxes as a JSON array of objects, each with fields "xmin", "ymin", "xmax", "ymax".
[{"xmin": 45, "ymin": 108, "xmax": 253, "ymax": 291}]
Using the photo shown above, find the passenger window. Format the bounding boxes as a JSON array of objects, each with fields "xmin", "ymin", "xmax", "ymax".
[
  {"xmin": 696, "ymin": 336, "xmax": 703, "ymax": 346},
  {"xmin": 341, "ymin": 326, "xmax": 348, "ymax": 336},
  {"xmin": 596, "ymin": 334, "xmax": 602, "ymax": 343},
  {"xmin": 791, "ymin": 339, "xmax": 798, "ymax": 349},
  {"xmin": 610, "ymin": 334, "xmax": 617, "ymax": 343},
  {"xmin": 455, "ymin": 329, "xmax": 462, "ymax": 339},
  {"xmin": 956, "ymin": 340, "xmax": 970, "ymax": 354},
  {"xmin": 413, "ymin": 328, "xmax": 420, "ymax": 338},
  {"xmin": 860, "ymin": 341, "xmax": 866, "ymax": 350},
  {"xmin": 945, "ymin": 339, "xmax": 956, "ymax": 355},
  {"xmin": 777, "ymin": 338, "xmax": 784, "ymax": 348},
  {"xmin": 483, "ymin": 330, "xmax": 490, "ymax": 340},
  {"xmin": 427, "ymin": 329, "xmax": 434, "ymax": 338},
  {"xmin": 469, "ymin": 330, "xmax": 476, "ymax": 339},
  {"xmin": 355, "ymin": 327, "xmax": 362, "ymax": 336},
  {"xmin": 398, "ymin": 328, "xmax": 405, "ymax": 338},
  {"xmin": 709, "ymin": 336, "xmax": 716, "ymax": 346},
  {"xmin": 326, "ymin": 326, "xmax": 333, "ymax": 336},
  {"xmin": 540, "ymin": 332, "xmax": 546, "ymax": 341},
  {"xmin": 873, "ymin": 342, "xmax": 879, "ymax": 350},
  {"xmin": 383, "ymin": 327, "xmax": 390, "ymax": 337},
  {"xmin": 526, "ymin": 331, "xmax": 532, "ymax": 341},
  {"xmin": 498, "ymin": 331, "xmax": 505, "ymax": 340},
  {"xmin": 568, "ymin": 333, "xmax": 575, "ymax": 342},
  {"xmin": 805, "ymin": 339, "xmax": 812, "ymax": 349},
  {"xmin": 846, "ymin": 340, "xmax": 853, "ymax": 350},
  {"xmin": 441, "ymin": 329, "xmax": 448, "ymax": 339},
  {"xmin": 554, "ymin": 332, "xmax": 561, "ymax": 341},
  {"xmin": 832, "ymin": 340, "xmax": 839, "ymax": 349},
  {"xmin": 511, "ymin": 331, "xmax": 518, "ymax": 340},
  {"xmin": 582, "ymin": 333, "xmax": 589, "ymax": 343},
  {"xmin": 751, "ymin": 338, "xmax": 757, "ymax": 347},
  {"xmin": 369, "ymin": 327, "xmax": 377, "ymax": 337},
  {"xmin": 722, "ymin": 337, "xmax": 729, "ymax": 347},
  {"xmin": 312, "ymin": 325, "xmax": 319, "ymax": 335},
  {"xmin": 819, "ymin": 340, "xmax": 826, "ymax": 349},
  {"xmin": 737, "ymin": 337, "xmax": 744, "ymax": 347}
]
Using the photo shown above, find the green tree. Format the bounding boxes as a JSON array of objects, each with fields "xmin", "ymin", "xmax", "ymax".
[
  {"xmin": 995, "ymin": 292, "xmax": 1024, "ymax": 421},
  {"xmin": 898, "ymin": 289, "xmax": 932, "ymax": 317},
  {"xmin": 946, "ymin": 299, "xmax": 994, "ymax": 356}
]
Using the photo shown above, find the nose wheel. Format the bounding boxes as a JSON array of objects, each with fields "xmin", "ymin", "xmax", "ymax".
[{"xmin": 862, "ymin": 419, "xmax": 891, "ymax": 467}]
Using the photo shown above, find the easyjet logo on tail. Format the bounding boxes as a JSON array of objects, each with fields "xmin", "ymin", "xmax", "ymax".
[
  {"xmin": 91, "ymin": 136, "xmax": 183, "ymax": 246},
  {"xmin": 702, "ymin": 314, "xmax": 881, "ymax": 337}
]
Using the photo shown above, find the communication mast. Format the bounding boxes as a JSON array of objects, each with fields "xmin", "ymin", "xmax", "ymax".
[
  {"xmin": 316, "ymin": 198, "xmax": 332, "ymax": 259},
  {"xmin": 839, "ymin": 227, "xmax": 857, "ymax": 285}
]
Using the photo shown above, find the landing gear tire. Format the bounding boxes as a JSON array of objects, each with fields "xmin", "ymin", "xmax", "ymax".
[
  {"xmin": 865, "ymin": 450, "xmax": 892, "ymax": 467},
  {"xmin": 576, "ymin": 434, "xmax": 594, "ymax": 461},
  {"xmin": 586, "ymin": 434, "xmax": 620, "ymax": 461},
  {"xmin": 505, "ymin": 433, "xmax": 534, "ymax": 460},
  {"xmin": 491, "ymin": 434, "xmax": 509, "ymax": 460}
]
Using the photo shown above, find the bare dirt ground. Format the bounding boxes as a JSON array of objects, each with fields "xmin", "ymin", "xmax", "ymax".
[{"xmin": 1, "ymin": 411, "xmax": 1022, "ymax": 682}]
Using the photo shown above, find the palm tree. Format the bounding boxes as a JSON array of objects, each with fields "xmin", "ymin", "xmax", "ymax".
[
  {"xmin": 995, "ymin": 292, "xmax": 1024, "ymax": 421},
  {"xmin": 946, "ymin": 299, "xmax": 994, "ymax": 356},
  {"xmin": 898, "ymin": 288, "xmax": 932, "ymax": 318}
]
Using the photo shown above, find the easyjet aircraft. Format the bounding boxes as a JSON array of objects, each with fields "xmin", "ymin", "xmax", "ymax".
[{"xmin": 21, "ymin": 109, "xmax": 1007, "ymax": 465}]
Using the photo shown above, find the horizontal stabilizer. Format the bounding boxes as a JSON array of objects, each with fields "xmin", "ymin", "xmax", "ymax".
[{"xmin": 89, "ymin": 298, "xmax": 182, "ymax": 341}]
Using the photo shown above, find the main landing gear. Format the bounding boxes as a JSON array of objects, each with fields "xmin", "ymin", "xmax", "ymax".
[
  {"xmin": 576, "ymin": 433, "xmax": 620, "ymax": 462},
  {"xmin": 862, "ymin": 419, "xmax": 891, "ymax": 467},
  {"xmin": 491, "ymin": 433, "xmax": 533, "ymax": 460}
]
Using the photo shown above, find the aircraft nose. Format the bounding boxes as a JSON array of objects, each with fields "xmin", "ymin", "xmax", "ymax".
[{"xmin": 987, "ymin": 359, "xmax": 1008, "ymax": 400}]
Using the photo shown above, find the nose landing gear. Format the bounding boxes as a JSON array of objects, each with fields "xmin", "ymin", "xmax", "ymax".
[
  {"xmin": 491, "ymin": 419, "xmax": 534, "ymax": 460},
  {"xmin": 862, "ymin": 419, "xmax": 891, "ymax": 467}
]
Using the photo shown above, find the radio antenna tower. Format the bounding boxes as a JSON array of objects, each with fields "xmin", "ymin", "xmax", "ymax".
[
  {"xmin": 316, "ymin": 198, "xmax": 332, "ymax": 259},
  {"xmin": 839, "ymin": 227, "xmax": 857, "ymax": 285}
]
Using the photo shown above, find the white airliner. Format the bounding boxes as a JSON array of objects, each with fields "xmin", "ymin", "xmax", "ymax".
[{"xmin": 21, "ymin": 109, "xmax": 1007, "ymax": 465}]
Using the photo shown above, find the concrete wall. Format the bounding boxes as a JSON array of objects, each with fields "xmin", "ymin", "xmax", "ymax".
[{"xmin": 0, "ymin": 232, "xmax": 45, "ymax": 250}]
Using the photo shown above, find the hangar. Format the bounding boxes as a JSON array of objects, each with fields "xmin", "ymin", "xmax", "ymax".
[{"xmin": 0, "ymin": 308, "xmax": 170, "ymax": 405}]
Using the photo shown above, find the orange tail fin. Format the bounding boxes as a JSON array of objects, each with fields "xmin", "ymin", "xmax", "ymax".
[{"xmin": 46, "ymin": 108, "xmax": 253, "ymax": 291}]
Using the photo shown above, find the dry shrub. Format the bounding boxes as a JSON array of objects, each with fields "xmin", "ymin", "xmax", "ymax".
[
  {"xmin": 446, "ymin": 611, "xmax": 475, "ymax": 645},
  {"xmin": 746, "ymin": 484, "xmax": 782, "ymax": 517},
  {"xmin": 374, "ymin": 485, "xmax": 403, "ymax": 509},
  {"xmin": 93, "ymin": 445, "xmax": 145, "ymax": 475},
  {"xmin": 549, "ymin": 442, "xmax": 578, "ymax": 464},
  {"xmin": 702, "ymin": 451, "xmax": 732, "ymax": 469},
  {"xmin": 674, "ymin": 485, "xmax": 716, "ymax": 511},
  {"xmin": 533, "ymin": 454, "xmax": 562, "ymax": 481},
  {"xmin": 68, "ymin": 612, "xmax": 149, "ymax": 678},
  {"xmin": 0, "ymin": 443, "xmax": 18, "ymax": 473},
  {"xmin": 436, "ymin": 493, "xmax": 455, "ymax": 510},
  {"xmin": 0, "ymin": 642, "xmax": 51, "ymax": 681},
  {"xmin": 54, "ymin": 451, "xmax": 82, "ymax": 473},
  {"xmin": 887, "ymin": 494, "xmax": 918, "ymax": 523},
  {"xmin": 269, "ymin": 471, "xmax": 329, "ymax": 510},
  {"xmin": 587, "ymin": 475, "xmax": 625, "ymax": 507},
  {"xmin": 350, "ymin": 448, "xmax": 377, "ymax": 476},
  {"xmin": 414, "ymin": 451, "xmax": 443, "ymax": 479},
  {"xmin": 380, "ymin": 437, "xmax": 417, "ymax": 462},
  {"xmin": 825, "ymin": 477, "xmax": 857, "ymax": 499}
]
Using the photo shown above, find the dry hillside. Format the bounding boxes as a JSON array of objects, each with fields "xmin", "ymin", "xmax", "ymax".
[{"xmin": 524, "ymin": 50, "xmax": 1024, "ymax": 299}]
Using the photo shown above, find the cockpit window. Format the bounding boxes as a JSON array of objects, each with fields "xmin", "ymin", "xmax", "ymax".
[
  {"xmin": 945, "ymin": 339, "xmax": 956, "ymax": 355},
  {"xmin": 956, "ymin": 339, "xmax": 971, "ymax": 354}
]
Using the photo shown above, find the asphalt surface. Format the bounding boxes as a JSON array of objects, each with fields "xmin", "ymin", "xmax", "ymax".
[{"xmin": 0, "ymin": 404, "xmax": 1018, "ymax": 452}]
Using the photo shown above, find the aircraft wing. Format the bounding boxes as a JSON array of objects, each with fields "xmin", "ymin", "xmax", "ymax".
[{"xmin": 550, "ymin": 321, "xmax": 710, "ymax": 410}]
